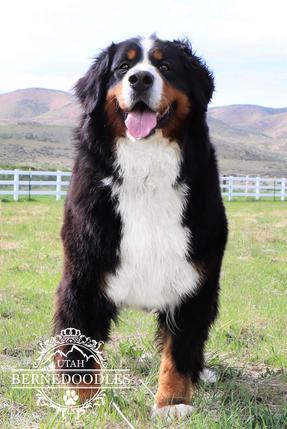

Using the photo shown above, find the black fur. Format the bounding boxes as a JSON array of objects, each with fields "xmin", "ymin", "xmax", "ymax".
[{"xmin": 54, "ymin": 37, "xmax": 228, "ymax": 385}]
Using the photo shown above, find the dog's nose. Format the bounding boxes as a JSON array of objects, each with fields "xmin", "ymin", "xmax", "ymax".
[{"xmin": 128, "ymin": 71, "xmax": 154, "ymax": 92}]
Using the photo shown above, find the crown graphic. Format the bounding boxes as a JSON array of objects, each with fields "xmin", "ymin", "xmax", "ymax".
[
  {"xmin": 58, "ymin": 328, "xmax": 83, "ymax": 345},
  {"xmin": 34, "ymin": 327, "xmax": 106, "ymax": 369},
  {"xmin": 61, "ymin": 328, "xmax": 81, "ymax": 338}
]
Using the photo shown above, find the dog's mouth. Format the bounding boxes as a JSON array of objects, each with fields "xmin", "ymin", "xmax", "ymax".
[{"xmin": 123, "ymin": 101, "xmax": 170, "ymax": 139}]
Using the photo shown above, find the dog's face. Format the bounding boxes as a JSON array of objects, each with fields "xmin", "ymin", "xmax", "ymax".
[{"xmin": 76, "ymin": 36, "xmax": 214, "ymax": 141}]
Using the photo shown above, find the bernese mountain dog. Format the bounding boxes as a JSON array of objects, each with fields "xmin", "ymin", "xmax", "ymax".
[{"xmin": 54, "ymin": 35, "xmax": 228, "ymax": 419}]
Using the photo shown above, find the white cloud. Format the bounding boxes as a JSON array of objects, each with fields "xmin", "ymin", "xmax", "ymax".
[
  {"xmin": 212, "ymin": 70, "xmax": 287, "ymax": 106},
  {"xmin": 0, "ymin": 73, "xmax": 77, "ymax": 94}
]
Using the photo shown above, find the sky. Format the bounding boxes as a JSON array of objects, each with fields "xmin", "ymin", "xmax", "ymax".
[{"xmin": 1, "ymin": 0, "xmax": 286, "ymax": 107}]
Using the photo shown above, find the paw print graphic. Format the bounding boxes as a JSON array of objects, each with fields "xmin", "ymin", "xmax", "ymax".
[{"xmin": 63, "ymin": 389, "xmax": 79, "ymax": 406}]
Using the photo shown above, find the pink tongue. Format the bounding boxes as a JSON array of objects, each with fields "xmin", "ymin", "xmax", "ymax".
[{"xmin": 125, "ymin": 110, "xmax": 157, "ymax": 139}]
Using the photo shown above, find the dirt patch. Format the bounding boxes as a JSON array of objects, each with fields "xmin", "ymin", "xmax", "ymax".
[{"xmin": 0, "ymin": 241, "xmax": 21, "ymax": 251}]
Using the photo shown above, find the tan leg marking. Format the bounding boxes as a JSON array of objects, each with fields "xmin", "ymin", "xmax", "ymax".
[
  {"xmin": 155, "ymin": 337, "xmax": 193, "ymax": 408},
  {"xmin": 77, "ymin": 343, "xmax": 103, "ymax": 403},
  {"xmin": 54, "ymin": 345, "xmax": 102, "ymax": 404},
  {"xmin": 77, "ymin": 372, "xmax": 101, "ymax": 403}
]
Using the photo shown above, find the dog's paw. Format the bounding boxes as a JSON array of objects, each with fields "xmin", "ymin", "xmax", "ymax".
[
  {"xmin": 200, "ymin": 368, "xmax": 217, "ymax": 383},
  {"xmin": 152, "ymin": 403, "xmax": 194, "ymax": 419}
]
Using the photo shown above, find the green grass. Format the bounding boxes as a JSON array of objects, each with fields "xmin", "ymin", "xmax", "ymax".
[{"xmin": 0, "ymin": 199, "xmax": 286, "ymax": 428}]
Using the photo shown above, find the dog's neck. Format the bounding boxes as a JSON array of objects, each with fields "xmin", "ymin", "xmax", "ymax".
[{"xmin": 114, "ymin": 131, "xmax": 182, "ymax": 186}]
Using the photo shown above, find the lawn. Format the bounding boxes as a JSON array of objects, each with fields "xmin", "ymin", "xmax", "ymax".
[{"xmin": 0, "ymin": 199, "xmax": 286, "ymax": 428}]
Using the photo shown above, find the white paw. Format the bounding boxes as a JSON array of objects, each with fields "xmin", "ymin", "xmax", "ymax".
[
  {"xmin": 200, "ymin": 368, "xmax": 217, "ymax": 383},
  {"xmin": 63, "ymin": 389, "xmax": 79, "ymax": 406},
  {"xmin": 152, "ymin": 403, "xmax": 194, "ymax": 419}
]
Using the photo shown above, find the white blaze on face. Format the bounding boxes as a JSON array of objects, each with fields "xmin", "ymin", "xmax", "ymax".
[{"xmin": 121, "ymin": 37, "xmax": 163, "ymax": 112}]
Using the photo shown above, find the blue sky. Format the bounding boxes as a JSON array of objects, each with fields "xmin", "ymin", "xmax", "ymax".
[{"xmin": 1, "ymin": 0, "xmax": 286, "ymax": 107}]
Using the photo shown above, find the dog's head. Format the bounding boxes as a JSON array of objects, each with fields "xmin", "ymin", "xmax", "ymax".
[{"xmin": 75, "ymin": 36, "xmax": 214, "ymax": 141}]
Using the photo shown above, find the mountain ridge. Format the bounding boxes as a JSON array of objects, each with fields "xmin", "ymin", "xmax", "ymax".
[{"xmin": 0, "ymin": 88, "xmax": 286, "ymax": 176}]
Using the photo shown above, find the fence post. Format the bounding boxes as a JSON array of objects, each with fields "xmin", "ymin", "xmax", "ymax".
[
  {"xmin": 222, "ymin": 176, "xmax": 226, "ymax": 192},
  {"xmin": 28, "ymin": 168, "xmax": 31, "ymax": 201},
  {"xmin": 13, "ymin": 169, "xmax": 19, "ymax": 201},
  {"xmin": 245, "ymin": 175, "xmax": 249, "ymax": 199},
  {"xmin": 56, "ymin": 170, "xmax": 61, "ymax": 201},
  {"xmin": 228, "ymin": 176, "xmax": 233, "ymax": 201},
  {"xmin": 281, "ymin": 178, "xmax": 286, "ymax": 201},
  {"xmin": 255, "ymin": 177, "xmax": 260, "ymax": 200}
]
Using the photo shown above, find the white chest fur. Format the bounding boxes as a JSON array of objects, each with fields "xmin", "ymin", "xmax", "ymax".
[{"xmin": 105, "ymin": 132, "xmax": 199, "ymax": 311}]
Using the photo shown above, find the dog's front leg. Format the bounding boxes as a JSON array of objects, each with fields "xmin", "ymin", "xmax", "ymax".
[
  {"xmin": 53, "ymin": 274, "xmax": 117, "ymax": 403},
  {"xmin": 155, "ymin": 335, "xmax": 193, "ymax": 407},
  {"xmin": 153, "ymin": 284, "xmax": 218, "ymax": 418}
]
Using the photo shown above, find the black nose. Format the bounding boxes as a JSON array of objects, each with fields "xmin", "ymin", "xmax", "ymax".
[{"xmin": 128, "ymin": 71, "xmax": 154, "ymax": 92}]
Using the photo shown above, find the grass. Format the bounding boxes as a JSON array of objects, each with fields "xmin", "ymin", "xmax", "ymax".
[{"xmin": 0, "ymin": 199, "xmax": 286, "ymax": 428}]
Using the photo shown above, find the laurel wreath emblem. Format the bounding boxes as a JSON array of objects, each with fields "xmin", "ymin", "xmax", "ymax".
[{"xmin": 34, "ymin": 328, "xmax": 106, "ymax": 418}]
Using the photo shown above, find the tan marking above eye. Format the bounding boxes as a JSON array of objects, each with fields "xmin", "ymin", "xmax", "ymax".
[
  {"xmin": 152, "ymin": 49, "xmax": 164, "ymax": 61},
  {"xmin": 127, "ymin": 49, "xmax": 137, "ymax": 60}
]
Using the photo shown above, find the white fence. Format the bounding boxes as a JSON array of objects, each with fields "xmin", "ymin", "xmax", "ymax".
[
  {"xmin": 0, "ymin": 170, "xmax": 286, "ymax": 201},
  {"xmin": 220, "ymin": 176, "xmax": 286, "ymax": 201},
  {"xmin": 0, "ymin": 169, "xmax": 71, "ymax": 201}
]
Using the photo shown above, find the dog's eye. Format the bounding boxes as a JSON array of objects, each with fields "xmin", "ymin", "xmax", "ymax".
[
  {"xmin": 119, "ymin": 63, "xmax": 130, "ymax": 72},
  {"xmin": 159, "ymin": 62, "xmax": 170, "ymax": 72}
]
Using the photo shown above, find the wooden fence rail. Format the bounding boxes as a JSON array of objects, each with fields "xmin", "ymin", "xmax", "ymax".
[{"xmin": 0, "ymin": 170, "xmax": 286, "ymax": 201}]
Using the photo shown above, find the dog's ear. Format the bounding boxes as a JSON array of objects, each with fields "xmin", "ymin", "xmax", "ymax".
[
  {"xmin": 75, "ymin": 44, "xmax": 115, "ymax": 116},
  {"xmin": 174, "ymin": 39, "xmax": 214, "ymax": 111}
]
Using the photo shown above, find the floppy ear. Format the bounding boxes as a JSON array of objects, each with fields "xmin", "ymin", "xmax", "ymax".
[
  {"xmin": 75, "ymin": 44, "xmax": 114, "ymax": 116},
  {"xmin": 174, "ymin": 39, "xmax": 214, "ymax": 111}
]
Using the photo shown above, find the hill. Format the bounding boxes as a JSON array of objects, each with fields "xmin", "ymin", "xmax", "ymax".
[
  {"xmin": 209, "ymin": 104, "xmax": 287, "ymax": 139},
  {"xmin": 0, "ymin": 88, "xmax": 81, "ymax": 125},
  {"xmin": 0, "ymin": 89, "xmax": 286, "ymax": 176}
]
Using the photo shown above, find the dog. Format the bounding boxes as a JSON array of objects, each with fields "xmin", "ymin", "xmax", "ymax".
[{"xmin": 54, "ymin": 35, "xmax": 228, "ymax": 418}]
